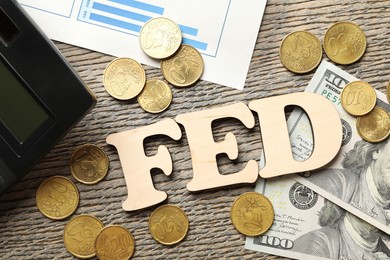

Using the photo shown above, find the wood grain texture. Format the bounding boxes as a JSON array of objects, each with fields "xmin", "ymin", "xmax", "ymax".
[{"xmin": 1, "ymin": 0, "xmax": 390, "ymax": 259}]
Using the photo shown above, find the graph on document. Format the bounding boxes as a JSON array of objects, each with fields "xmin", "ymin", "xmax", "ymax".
[{"xmin": 78, "ymin": 0, "xmax": 231, "ymax": 57}]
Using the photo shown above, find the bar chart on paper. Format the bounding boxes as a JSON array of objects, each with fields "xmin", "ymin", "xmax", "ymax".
[
  {"xmin": 78, "ymin": 0, "xmax": 231, "ymax": 57},
  {"xmin": 16, "ymin": 0, "xmax": 267, "ymax": 89}
]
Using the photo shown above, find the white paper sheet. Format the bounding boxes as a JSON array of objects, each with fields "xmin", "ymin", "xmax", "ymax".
[{"xmin": 17, "ymin": 0, "xmax": 267, "ymax": 90}]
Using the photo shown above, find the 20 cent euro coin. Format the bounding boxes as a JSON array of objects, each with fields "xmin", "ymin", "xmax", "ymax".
[
  {"xmin": 103, "ymin": 57, "xmax": 146, "ymax": 100},
  {"xmin": 161, "ymin": 44, "xmax": 204, "ymax": 87},
  {"xmin": 95, "ymin": 225, "xmax": 135, "ymax": 260},
  {"xmin": 149, "ymin": 204, "xmax": 189, "ymax": 245},
  {"xmin": 356, "ymin": 106, "xmax": 390, "ymax": 143},
  {"xmin": 139, "ymin": 17, "xmax": 182, "ymax": 59},
  {"xmin": 230, "ymin": 192, "xmax": 274, "ymax": 236}
]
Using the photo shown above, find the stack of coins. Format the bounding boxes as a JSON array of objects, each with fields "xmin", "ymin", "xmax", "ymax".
[
  {"xmin": 139, "ymin": 17, "xmax": 204, "ymax": 88},
  {"xmin": 279, "ymin": 22, "xmax": 389, "ymax": 143},
  {"xmin": 103, "ymin": 17, "xmax": 204, "ymax": 114},
  {"xmin": 340, "ymin": 81, "xmax": 390, "ymax": 142},
  {"xmin": 63, "ymin": 214, "xmax": 135, "ymax": 259},
  {"xmin": 280, "ymin": 21, "xmax": 367, "ymax": 73},
  {"xmin": 36, "ymin": 143, "xmax": 120, "ymax": 258}
]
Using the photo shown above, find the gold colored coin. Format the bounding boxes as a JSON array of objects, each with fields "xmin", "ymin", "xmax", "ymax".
[
  {"xmin": 36, "ymin": 176, "xmax": 79, "ymax": 220},
  {"xmin": 64, "ymin": 214, "xmax": 104, "ymax": 259},
  {"xmin": 230, "ymin": 192, "xmax": 274, "ymax": 236},
  {"xmin": 139, "ymin": 17, "xmax": 182, "ymax": 59},
  {"xmin": 103, "ymin": 57, "xmax": 146, "ymax": 100},
  {"xmin": 279, "ymin": 31, "xmax": 322, "ymax": 74},
  {"xmin": 341, "ymin": 81, "xmax": 377, "ymax": 116},
  {"xmin": 70, "ymin": 144, "xmax": 109, "ymax": 185},
  {"xmin": 95, "ymin": 225, "xmax": 135, "ymax": 260},
  {"xmin": 137, "ymin": 78, "xmax": 172, "ymax": 113},
  {"xmin": 387, "ymin": 81, "xmax": 390, "ymax": 103},
  {"xmin": 323, "ymin": 21, "xmax": 367, "ymax": 65},
  {"xmin": 149, "ymin": 204, "xmax": 189, "ymax": 245},
  {"xmin": 356, "ymin": 106, "xmax": 390, "ymax": 143},
  {"xmin": 161, "ymin": 44, "xmax": 204, "ymax": 87}
]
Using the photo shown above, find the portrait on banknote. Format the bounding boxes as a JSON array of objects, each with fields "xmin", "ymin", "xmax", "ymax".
[
  {"xmin": 245, "ymin": 176, "xmax": 390, "ymax": 260},
  {"xmin": 293, "ymin": 199, "xmax": 390, "ymax": 260},
  {"xmin": 299, "ymin": 139, "xmax": 390, "ymax": 228}
]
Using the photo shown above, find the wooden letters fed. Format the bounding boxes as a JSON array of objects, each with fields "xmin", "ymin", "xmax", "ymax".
[{"xmin": 106, "ymin": 92, "xmax": 343, "ymax": 211}]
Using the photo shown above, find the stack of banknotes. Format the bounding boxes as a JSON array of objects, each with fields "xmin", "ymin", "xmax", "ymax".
[{"xmin": 246, "ymin": 61, "xmax": 390, "ymax": 260}]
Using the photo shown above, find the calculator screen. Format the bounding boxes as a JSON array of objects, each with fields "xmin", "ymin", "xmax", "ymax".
[{"xmin": 0, "ymin": 58, "xmax": 50, "ymax": 144}]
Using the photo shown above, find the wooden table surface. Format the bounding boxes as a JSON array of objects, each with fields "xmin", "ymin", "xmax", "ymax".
[{"xmin": 1, "ymin": 1, "xmax": 390, "ymax": 259}]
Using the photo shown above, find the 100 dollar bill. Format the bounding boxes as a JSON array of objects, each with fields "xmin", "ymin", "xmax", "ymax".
[
  {"xmin": 287, "ymin": 61, "xmax": 390, "ymax": 235},
  {"xmin": 245, "ymin": 176, "xmax": 390, "ymax": 259}
]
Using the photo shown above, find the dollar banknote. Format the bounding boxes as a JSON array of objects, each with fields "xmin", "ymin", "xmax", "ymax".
[
  {"xmin": 282, "ymin": 60, "xmax": 390, "ymax": 235},
  {"xmin": 245, "ymin": 176, "xmax": 390, "ymax": 259}
]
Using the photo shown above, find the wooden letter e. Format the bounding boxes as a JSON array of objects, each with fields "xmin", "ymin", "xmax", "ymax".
[{"xmin": 175, "ymin": 102, "xmax": 259, "ymax": 191}]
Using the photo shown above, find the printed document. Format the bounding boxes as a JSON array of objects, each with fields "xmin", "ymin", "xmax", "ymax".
[{"xmin": 17, "ymin": 0, "xmax": 267, "ymax": 90}]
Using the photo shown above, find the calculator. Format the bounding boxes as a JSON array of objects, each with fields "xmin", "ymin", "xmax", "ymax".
[{"xmin": 0, "ymin": 1, "xmax": 96, "ymax": 195}]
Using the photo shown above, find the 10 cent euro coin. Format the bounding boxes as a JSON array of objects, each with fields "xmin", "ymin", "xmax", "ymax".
[
  {"xmin": 341, "ymin": 81, "xmax": 376, "ymax": 116},
  {"xmin": 230, "ymin": 192, "xmax": 274, "ymax": 236},
  {"xmin": 279, "ymin": 31, "xmax": 322, "ymax": 74},
  {"xmin": 70, "ymin": 144, "xmax": 109, "ymax": 185},
  {"xmin": 137, "ymin": 78, "xmax": 173, "ymax": 113}
]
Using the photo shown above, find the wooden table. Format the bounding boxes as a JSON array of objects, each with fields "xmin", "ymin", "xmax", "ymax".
[{"xmin": 1, "ymin": 1, "xmax": 389, "ymax": 259}]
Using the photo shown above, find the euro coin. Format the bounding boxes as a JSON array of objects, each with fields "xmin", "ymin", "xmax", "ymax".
[
  {"xmin": 103, "ymin": 57, "xmax": 146, "ymax": 100},
  {"xmin": 63, "ymin": 215, "xmax": 104, "ymax": 259},
  {"xmin": 387, "ymin": 81, "xmax": 390, "ymax": 103},
  {"xmin": 70, "ymin": 144, "xmax": 109, "ymax": 185},
  {"xmin": 139, "ymin": 17, "xmax": 182, "ymax": 59},
  {"xmin": 230, "ymin": 192, "xmax": 274, "ymax": 236},
  {"xmin": 161, "ymin": 44, "xmax": 204, "ymax": 87},
  {"xmin": 341, "ymin": 81, "xmax": 376, "ymax": 116},
  {"xmin": 149, "ymin": 204, "xmax": 189, "ymax": 245},
  {"xmin": 356, "ymin": 106, "xmax": 390, "ymax": 143},
  {"xmin": 36, "ymin": 176, "xmax": 79, "ymax": 220},
  {"xmin": 279, "ymin": 31, "xmax": 322, "ymax": 74},
  {"xmin": 95, "ymin": 225, "xmax": 135, "ymax": 260},
  {"xmin": 137, "ymin": 78, "xmax": 172, "ymax": 113},
  {"xmin": 323, "ymin": 21, "xmax": 366, "ymax": 65}
]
